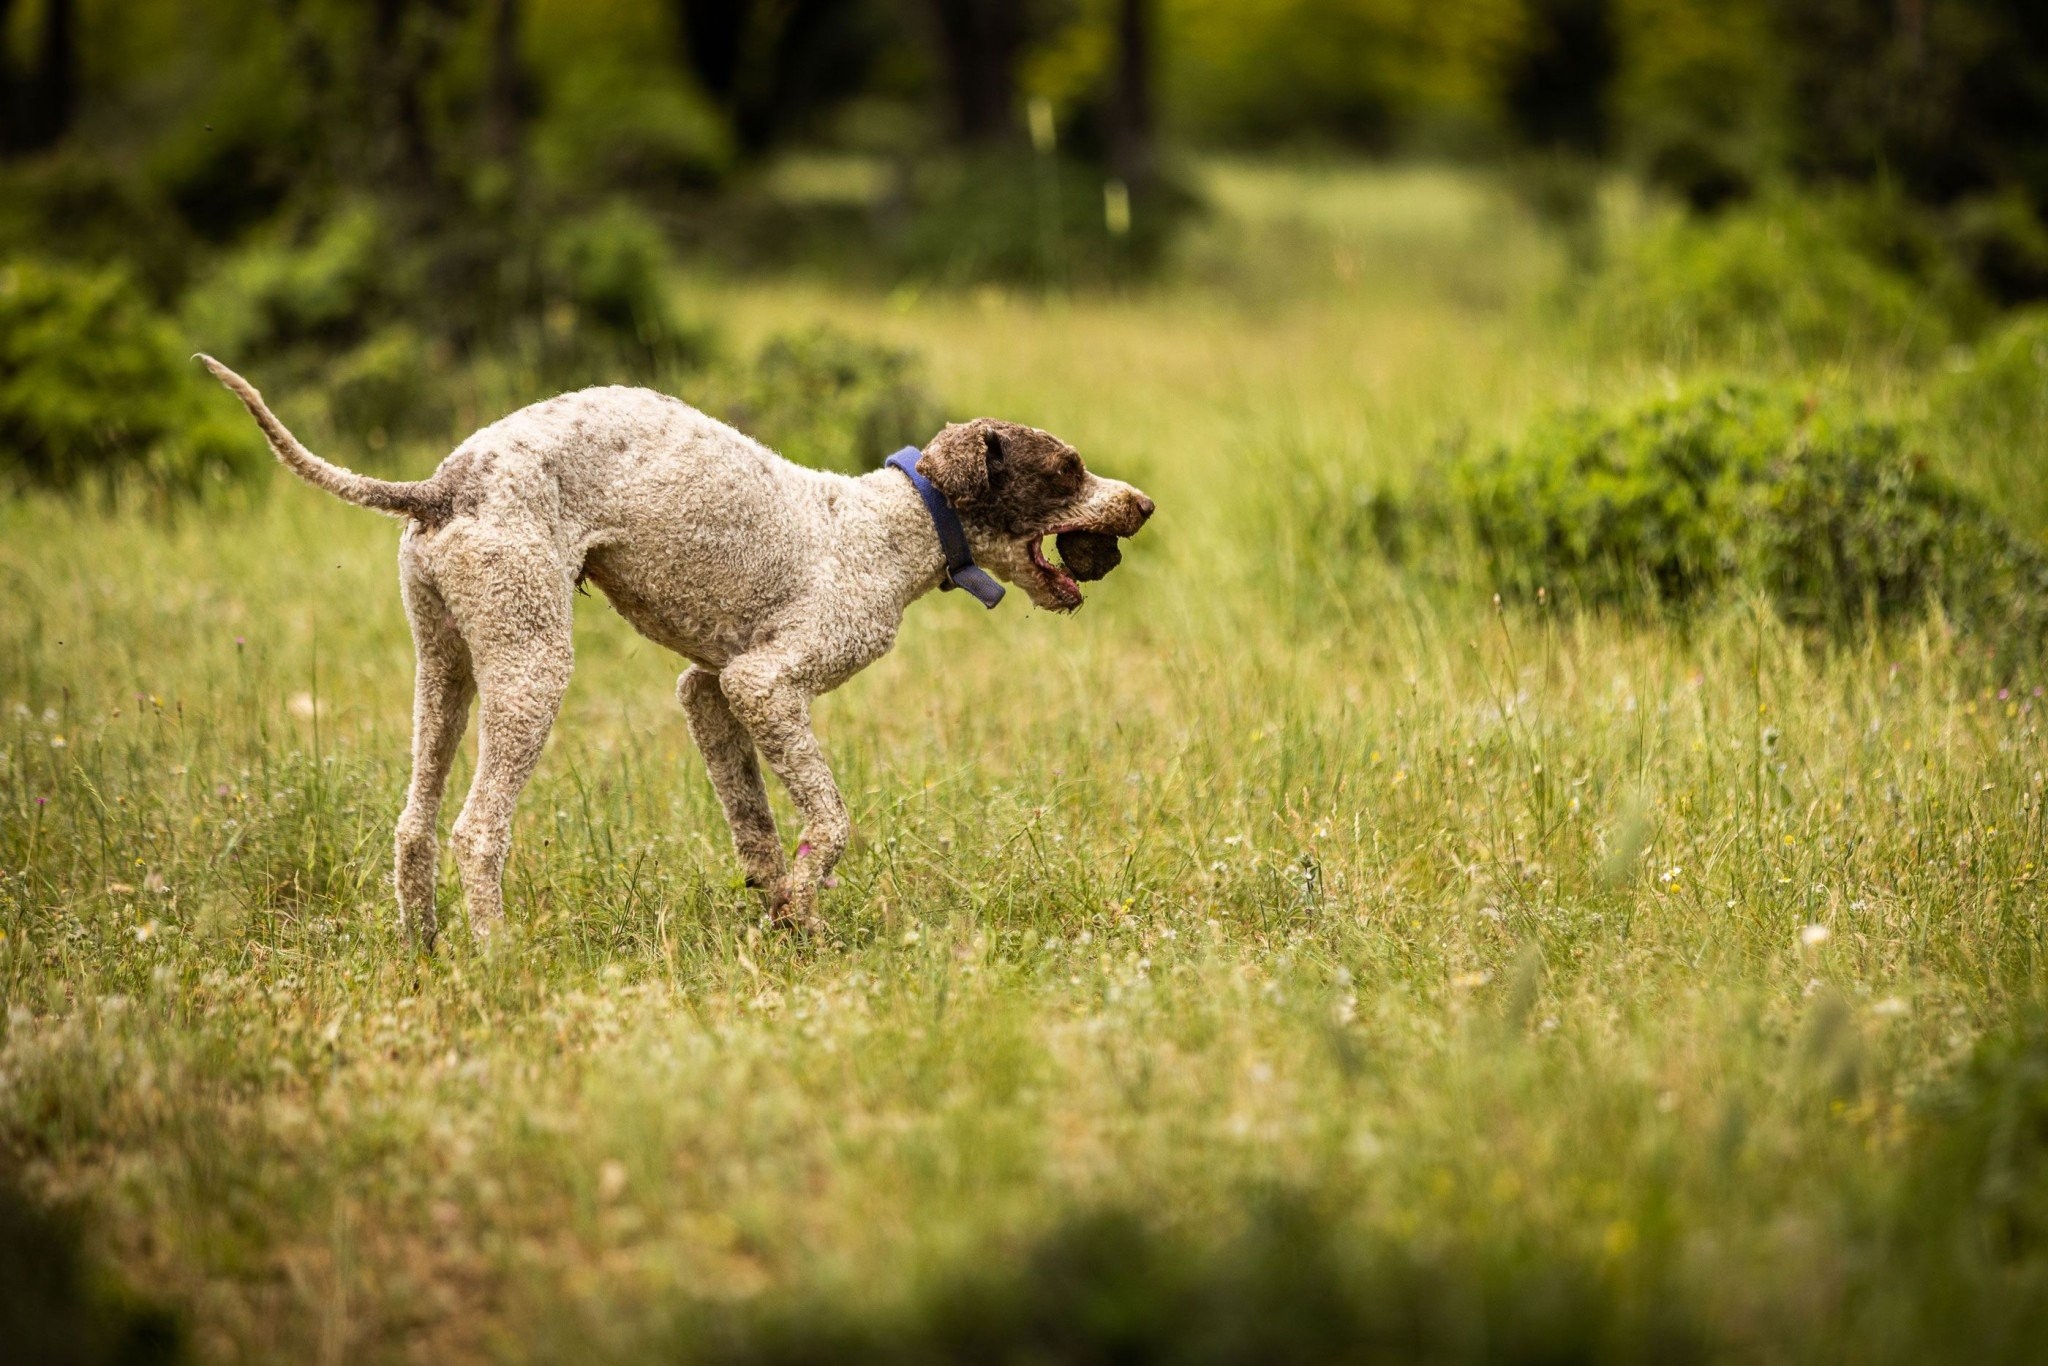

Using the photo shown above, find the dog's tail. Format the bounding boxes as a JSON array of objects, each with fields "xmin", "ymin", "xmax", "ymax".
[{"xmin": 196, "ymin": 355, "xmax": 444, "ymax": 520}]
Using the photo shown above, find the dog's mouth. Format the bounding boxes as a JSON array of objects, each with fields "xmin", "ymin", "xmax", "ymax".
[{"xmin": 1025, "ymin": 527, "xmax": 1123, "ymax": 612}]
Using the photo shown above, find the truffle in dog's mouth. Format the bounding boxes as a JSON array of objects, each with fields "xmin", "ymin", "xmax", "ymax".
[
  {"xmin": 1055, "ymin": 529, "xmax": 1123, "ymax": 581},
  {"xmin": 1028, "ymin": 529, "xmax": 1124, "ymax": 610}
]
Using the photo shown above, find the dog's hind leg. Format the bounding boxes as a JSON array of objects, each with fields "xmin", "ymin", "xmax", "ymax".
[
  {"xmin": 395, "ymin": 552, "xmax": 474, "ymax": 951},
  {"xmin": 436, "ymin": 530, "xmax": 575, "ymax": 943},
  {"xmin": 678, "ymin": 666, "xmax": 786, "ymax": 899}
]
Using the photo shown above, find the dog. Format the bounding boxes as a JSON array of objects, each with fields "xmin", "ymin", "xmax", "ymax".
[{"xmin": 199, "ymin": 357, "xmax": 1154, "ymax": 945}]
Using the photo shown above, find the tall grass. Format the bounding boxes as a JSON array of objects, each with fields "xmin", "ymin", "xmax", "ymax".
[{"xmin": 3, "ymin": 163, "xmax": 2046, "ymax": 1363}]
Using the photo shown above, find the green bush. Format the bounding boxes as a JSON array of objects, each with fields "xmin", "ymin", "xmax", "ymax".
[
  {"xmin": 1415, "ymin": 382, "xmax": 2048, "ymax": 645},
  {"xmin": 0, "ymin": 159, "xmax": 197, "ymax": 302},
  {"xmin": 324, "ymin": 325, "xmax": 448, "ymax": 446},
  {"xmin": 181, "ymin": 202, "xmax": 394, "ymax": 359},
  {"xmin": 532, "ymin": 62, "xmax": 734, "ymax": 200},
  {"xmin": 698, "ymin": 325, "xmax": 942, "ymax": 474},
  {"xmin": 1585, "ymin": 192, "xmax": 1979, "ymax": 361},
  {"xmin": 1948, "ymin": 192, "xmax": 2048, "ymax": 307},
  {"xmin": 1906, "ymin": 1014, "xmax": 2048, "ymax": 1275},
  {"xmin": 178, "ymin": 197, "xmax": 711, "ymax": 439},
  {"xmin": 540, "ymin": 200, "xmax": 707, "ymax": 364},
  {"xmin": 1933, "ymin": 308, "xmax": 2048, "ymax": 532},
  {"xmin": 0, "ymin": 260, "xmax": 259, "ymax": 497},
  {"xmin": 895, "ymin": 153, "xmax": 1194, "ymax": 287}
]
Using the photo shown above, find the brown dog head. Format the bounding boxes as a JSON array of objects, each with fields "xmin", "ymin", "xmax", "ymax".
[{"xmin": 917, "ymin": 418, "xmax": 1154, "ymax": 612}]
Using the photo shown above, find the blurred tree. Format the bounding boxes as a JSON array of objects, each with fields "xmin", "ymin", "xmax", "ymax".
[
  {"xmin": 362, "ymin": 0, "xmax": 465, "ymax": 196},
  {"xmin": 1780, "ymin": 0, "xmax": 2048, "ymax": 213},
  {"xmin": 924, "ymin": 0, "xmax": 1025, "ymax": 142},
  {"xmin": 1108, "ymin": 0, "xmax": 1155, "ymax": 189},
  {"xmin": 1160, "ymin": 0, "xmax": 1525, "ymax": 150},
  {"xmin": 486, "ymin": 0, "xmax": 535, "ymax": 164},
  {"xmin": 0, "ymin": 0, "xmax": 15, "ymax": 150},
  {"xmin": 1503, "ymin": 0, "xmax": 1613, "ymax": 154},
  {"xmin": 672, "ymin": 0, "xmax": 890, "ymax": 155},
  {"xmin": 1610, "ymin": 0, "xmax": 1783, "ymax": 209},
  {"xmin": 0, "ymin": 0, "xmax": 77, "ymax": 155}
]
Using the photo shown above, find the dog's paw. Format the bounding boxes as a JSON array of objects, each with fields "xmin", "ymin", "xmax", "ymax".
[{"xmin": 767, "ymin": 878, "xmax": 829, "ymax": 937}]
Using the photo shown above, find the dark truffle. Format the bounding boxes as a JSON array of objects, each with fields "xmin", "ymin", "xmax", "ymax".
[{"xmin": 1054, "ymin": 530, "xmax": 1122, "ymax": 581}]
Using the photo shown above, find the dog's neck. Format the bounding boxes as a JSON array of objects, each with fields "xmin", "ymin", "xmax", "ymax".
[{"xmin": 851, "ymin": 466, "xmax": 965, "ymax": 610}]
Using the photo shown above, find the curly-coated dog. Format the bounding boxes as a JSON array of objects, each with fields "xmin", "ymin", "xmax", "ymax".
[{"xmin": 200, "ymin": 357, "xmax": 1154, "ymax": 946}]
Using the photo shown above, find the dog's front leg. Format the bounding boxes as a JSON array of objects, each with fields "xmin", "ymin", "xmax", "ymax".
[
  {"xmin": 717, "ymin": 653, "xmax": 847, "ymax": 934},
  {"xmin": 677, "ymin": 666, "xmax": 787, "ymax": 897}
]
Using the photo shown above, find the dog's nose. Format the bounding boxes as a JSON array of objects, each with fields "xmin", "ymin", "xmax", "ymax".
[{"xmin": 1132, "ymin": 492, "xmax": 1156, "ymax": 523}]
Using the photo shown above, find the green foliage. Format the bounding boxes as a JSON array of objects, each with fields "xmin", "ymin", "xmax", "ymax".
[
  {"xmin": 699, "ymin": 325, "xmax": 941, "ymax": 474},
  {"xmin": 1936, "ymin": 307, "xmax": 2048, "ymax": 441},
  {"xmin": 692, "ymin": 1196, "xmax": 1703, "ymax": 1364},
  {"xmin": 0, "ymin": 260, "xmax": 258, "ymax": 497},
  {"xmin": 540, "ymin": 199, "xmax": 707, "ymax": 363},
  {"xmin": 1931, "ymin": 307, "xmax": 2048, "ymax": 533},
  {"xmin": 182, "ymin": 203, "xmax": 394, "ymax": 358},
  {"xmin": 323, "ymin": 325, "xmax": 447, "ymax": 443},
  {"xmin": 1608, "ymin": 0, "xmax": 1786, "ymax": 209},
  {"xmin": 896, "ymin": 153, "xmax": 1195, "ymax": 287},
  {"xmin": 1907, "ymin": 1015, "xmax": 2048, "ymax": 1273},
  {"xmin": 1432, "ymin": 382, "xmax": 2048, "ymax": 645},
  {"xmin": 1162, "ymin": 0, "xmax": 1527, "ymax": 148},
  {"xmin": 1948, "ymin": 191, "xmax": 2048, "ymax": 307},
  {"xmin": 532, "ymin": 61, "xmax": 735, "ymax": 199},
  {"xmin": 0, "ymin": 160, "xmax": 197, "ymax": 303},
  {"xmin": 178, "ymin": 197, "xmax": 711, "ymax": 442},
  {"xmin": 1584, "ymin": 192, "xmax": 1981, "ymax": 361}
]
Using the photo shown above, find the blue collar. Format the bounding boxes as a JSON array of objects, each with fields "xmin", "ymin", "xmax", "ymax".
[{"xmin": 886, "ymin": 447, "xmax": 1005, "ymax": 609}]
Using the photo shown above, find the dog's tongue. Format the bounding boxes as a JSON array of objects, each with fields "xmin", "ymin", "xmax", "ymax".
[{"xmin": 1054, "ymin": 530, "xmax": 1122, "ymax": 582}]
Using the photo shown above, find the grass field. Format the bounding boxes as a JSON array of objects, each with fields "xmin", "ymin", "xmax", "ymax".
[{"xmin": 5, "ymin": 163, "xmax": 2048, "ymax": 1363}]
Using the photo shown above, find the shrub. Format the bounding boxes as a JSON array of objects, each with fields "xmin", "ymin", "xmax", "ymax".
[
  {"xmin": 324, "ymin": 325, "xmax": 448, "ymax": 446},
  {"xmin": 540, "ymin": 200, "xmax": 707, "ymax": 364},
  {"xmin": 1584, "ymin": 192, "xmax": 1979, "ymax": 360},
  {"xmin": 1948, "ymin": 192, "xmax": 2048, "ymax": 307},
  {"xmin": 894, "ymin": 153, "xmax": 1194, "ymax": 287},
  {"xmin": 0, "ymin": 159, "xmax": 196, "ymax": 302},
  {"xmin": 0, "ymin": 260, "xmax": 259, "ymax": 497},
  {"xmin": 532, "ymin": 62, "xmax": 734, "ymax": 200},
  {"xmin": 698, "ymin": 325, "xmax": 942, "ymax": 474},
  {"xmin": 179, "ymin": 198, "xmax": 711, "ymax": 439},
  {"xmin": 1418, "ymin": 382, "xmax": 2048, "ymax": 645},
  {"xmin": 180, "ymin": 202, "xmax": 394, "ymax": 359},
  {"xmin": 1932, "ymin": 308, "xmax": 2048, "ymax": 532},
  {"xmin": 1908, "ymin": 1014, "xmax": 2048, "ymax": 1269}
]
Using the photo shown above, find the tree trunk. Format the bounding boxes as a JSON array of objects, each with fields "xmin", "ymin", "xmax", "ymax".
[
  {"xmin": 924, "ymin": 0, "xmax": 1022, "ymax": 144},
  {"xmin": 4, "ymin": 0, "xmax": 76, "ymax": 153},
  {"xmin": 1108, "ymin": 0, "xmax": 1154, "ymax": 191},
  {"xmin": 0, "ymin": 0, "xmax": 18, "ymax": 155},
  {"xmin": 370, "ymin": 0, "xmax": 440, "ymax": 193},
  {"xmin": 485, "ymin": 0, "xmax": 530, "ymax": 164},
  {"xmin": 676, "ymin": 0, "xmax": 747, "ymax": 107}
]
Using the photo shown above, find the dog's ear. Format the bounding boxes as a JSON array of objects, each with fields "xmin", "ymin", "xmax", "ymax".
[{"xmin": 917, "ymin": 421, "xmax": 1000, "ymax": 509}]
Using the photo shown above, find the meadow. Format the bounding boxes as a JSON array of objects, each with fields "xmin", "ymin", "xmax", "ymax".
[{"xmin": 5, "ymin": 163, "xmax": 2047, "ymax": 1363}]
